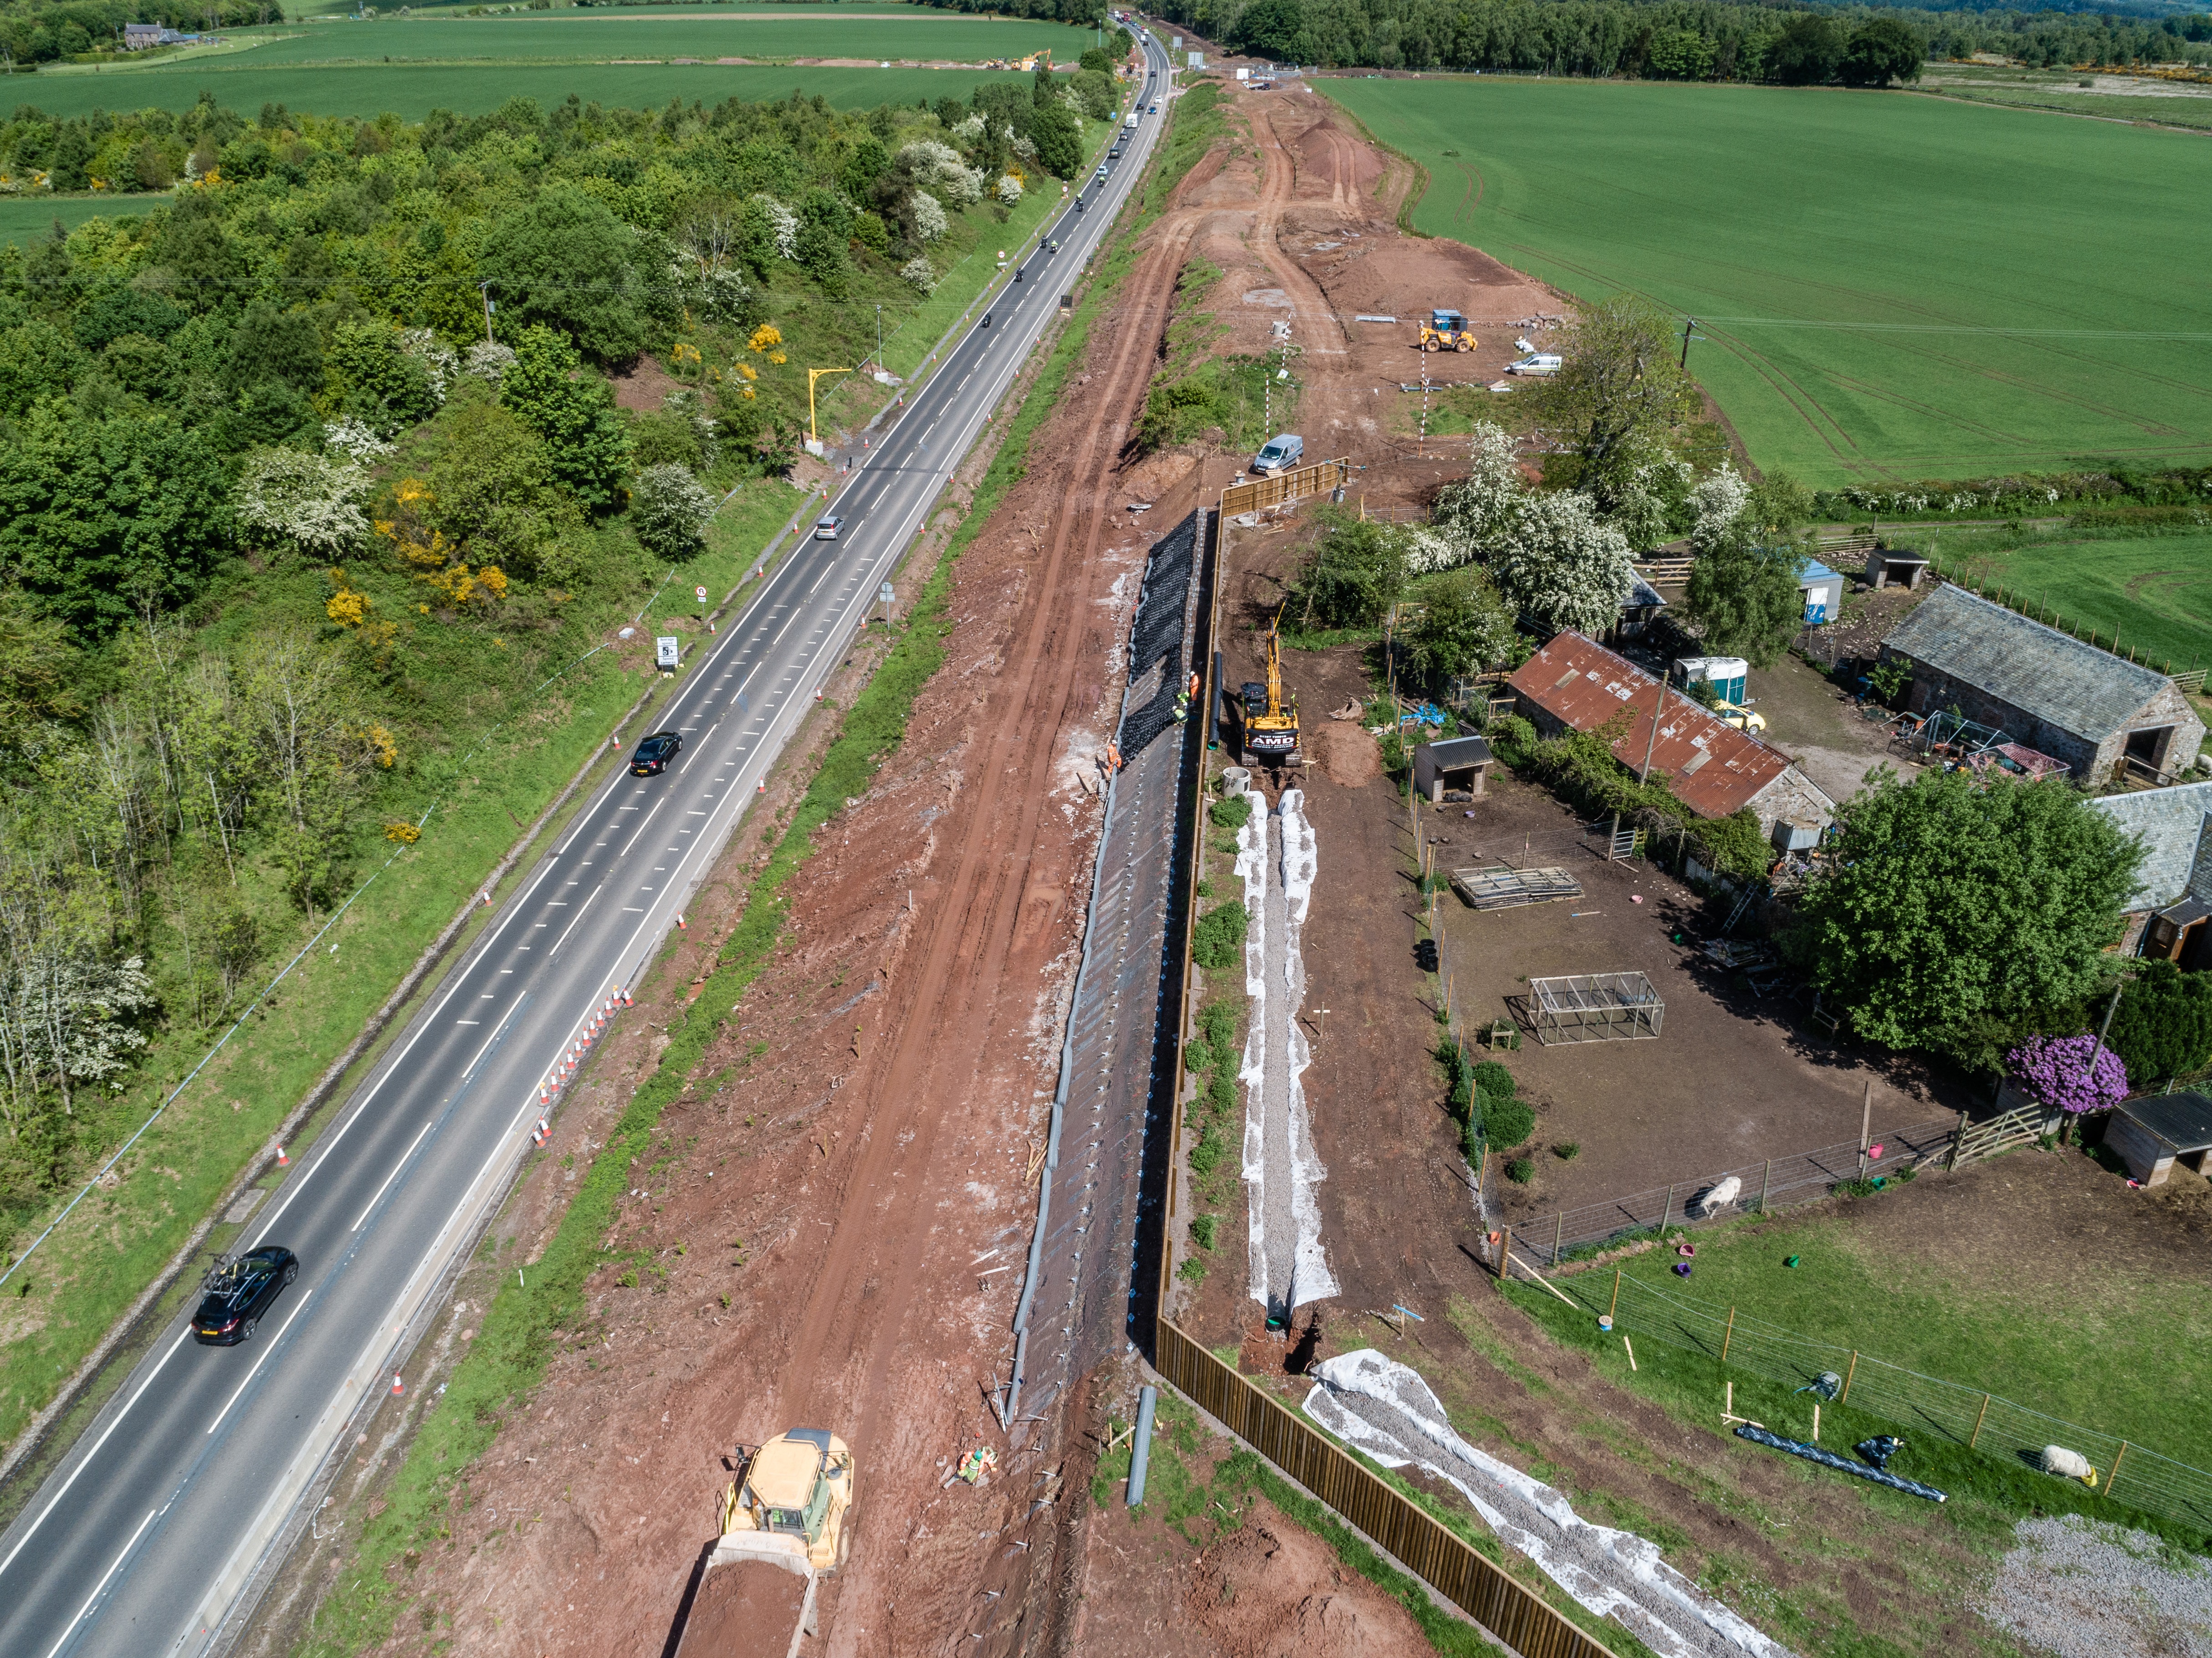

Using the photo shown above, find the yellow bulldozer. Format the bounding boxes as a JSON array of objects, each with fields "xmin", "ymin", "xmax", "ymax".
[
  {"xmin": 675, "ymin": 1429, "xmax": 855, "ymax": 1658},
  {"xmin": 1239, "ymin": 610, "xmax": 1301, "ymax": 768},
  {"xmin": 1418, "ymin": 308, "xmax": 1476, "ymax": 353}
]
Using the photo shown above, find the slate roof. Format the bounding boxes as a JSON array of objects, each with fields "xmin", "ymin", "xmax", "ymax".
[
  {"xmin": 1506, "ymin": 633, "xmax": 1832, "ymax": 821},
  {"xmin": 2088, "ymin": 779, "xmax": 2212, "ymax": 911},
  {"xmin": 2117, "ymin": 1092, "xmax": 2212, "ymax": 1157},
  {"xmin": 1624, "ymin": 575, "xmax": 1666, "ymax": 611},
  {"xmin": 1881, "ymin": 585, "xmax": 2171, "ymax": 742},
  {"xmin": 1418, "ymin": 736, "xmax": 1492, "ymax": 769}
]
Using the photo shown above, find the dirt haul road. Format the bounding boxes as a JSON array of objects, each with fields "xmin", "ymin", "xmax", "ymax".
[{"xmin": 280, "ymin": 128, "xmax": 1238, "ymax": 1658}]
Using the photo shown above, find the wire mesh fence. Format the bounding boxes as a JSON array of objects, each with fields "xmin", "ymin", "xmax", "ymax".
[
  {"xmin": 1502, "ymin": 1116, "xmax": 1967, "ymax": 1267},
  {"xmin": 1524, "ymin": 1269, "xmax": 2212, "ymax": 1537}
]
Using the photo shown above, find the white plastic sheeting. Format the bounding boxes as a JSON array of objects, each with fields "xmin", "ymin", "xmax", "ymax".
[
  {"xmin": 1303, "ymin": 1350, "xmax": 1793, "ymax": 1658},
  {"xmin": 1237, "ymin": 789, "xmax": 1334, "ymax": 1315}
]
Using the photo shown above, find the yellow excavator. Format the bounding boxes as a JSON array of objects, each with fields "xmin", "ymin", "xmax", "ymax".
[
  {"xmin": 1418, "ymin": 308, "xmax": 1477, "ymax": 353},
  {"xmin": 1239, "ymin": 610, "xmax": 1301, "ymax": 768},
  {"xmin": 675, "ymin": 1429, "xmax": 855, "ymax": 1658}
]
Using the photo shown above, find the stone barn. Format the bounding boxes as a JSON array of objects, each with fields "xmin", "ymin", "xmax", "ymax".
[{"xmin": 1878, "ymin": 585, "xmax": 2205, "ymax": 786}]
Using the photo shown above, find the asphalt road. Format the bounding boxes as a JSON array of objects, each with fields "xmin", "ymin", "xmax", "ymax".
[{"xmin": 0, "ymin": 28, "xmax": 1174, "ymax": 1658}]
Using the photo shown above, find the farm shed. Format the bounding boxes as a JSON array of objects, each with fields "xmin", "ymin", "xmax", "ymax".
[
  {"xmin": 2088, "ymin": 779, "xmax": 2212, "ymax": 962},
  {"xmin": 1797, "ymin": 558, "xmax": 1844, "ymax": 624},
  {"xmin": 1877, "ymin": 586, "xmax": 2206, "ymax": 787},
  {"xmin": 1863, "ymin": 549, "xmax": 1929, "ymax": 590},
  {"xmin": 2104, "ymin": 1091, "xmax": 2212, "ymax": 1187},
  {"xmin": 1613, "ymin": 573, "xmax": 1669, "ymax": 641},
  {"xmin": 1413, "ymin": 735, "xmax": 1490, "ymax": 802},
  {"xmin": 1505, "ymin": 633, "xmax": 1836, "ymax": 835}
]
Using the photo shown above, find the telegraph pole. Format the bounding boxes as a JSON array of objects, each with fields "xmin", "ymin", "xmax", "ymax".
[{"xmin": 1679, "ymin": 315, "xmax": 1696, "ymax": 369}]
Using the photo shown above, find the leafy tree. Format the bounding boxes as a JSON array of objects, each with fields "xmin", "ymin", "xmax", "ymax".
[
  {"xmin": 1080, "ymin": 45, "xmax": 1119, "ymax": 74},
  {"xmin": 1238, "ymin": 0, "xmax": 1307, "ymax": 58},
  {"xmin": 1287, "ymin": 509, "xmax": 1406, "ymax": 630},
  {"xmin": 1767, "ymin": 14, "xmax": 1842, "ymax": 83},
  {"xmin": 479, "ymin": 186, "xmax": 649, "ymax": 363},
  {"xmin": 1069, "ymin": 69, "xmax": 1121, "ymax": 123},
  {"xmin": 1683, "ymin": 471, "xmax": 1802, "ymax": 666},
  {"xmin": 0, "ymin": 405, "xmax": 234, "ymax": 636},
  {"xmin": 234, "ymin": 447, "xmax": 370, "ymax": 557},
  {"xmin": 1029, "ymin": 95, "xmax": 1081, "ymax": 180},
  {"xmin": 840, "ymin": 135, "xmax": 891, "ymax": 200},
  {"xmin": 2107, "ymin": 960, "xmax": 2212, "ymax": 1085},
  {"xmin": 1402, "ymin": 567, "xmax": 1517, "ymax": 689},
  {"xmin": 500, "ymin": 326, "xmax": 633, "ymax": 512},
  {"xmin": 1787, "ymin": 770, "xmax": 2141, "ymax": 1065},
  {"xmin": 0, "ymin": 586, "xmax": 82, "ymax": 764},
  {"xmin": 1488, "ymin": 491, "xmax": 1634, "ymax": 640},
  {"xmin": 48, "ymin": 121, "xmax": 92, "ymax": 193},
  {"xmin": 328, "ymin": 322, "xmax": 439, "ymax": 437},
  {"xmin": 1840, "ymin": 17, "xmax": 1924, "ymax": 87},
  {"xmin": 1526, "ymin": 295, "xmax": 1701, "ymax": 518},
  {"xmin": 73, "ymin": 282, "xmax": 188, "ymax": 353},
  {"xmin": 630, "ymin": 463, "xmax": 717, "ymax": 563},
  {"xmin": 1645, "ymin": 28, "xmax": 1717, "ymax": 80},
  {"xmin": 425, "ymin": 389, "xmax": 574, "ymax": 578},
  {"xmin": 0, "ymin": 320, "xmax": 82, "ymax": 418},
  {"xmin": 222, "ymin": 301, "xmax": 324, "ymax": 398}
]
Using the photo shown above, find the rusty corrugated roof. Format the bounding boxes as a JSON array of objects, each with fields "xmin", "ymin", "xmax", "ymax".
[{"xmin": 1505, "ymin": 632, "xmax": 1797, "ymax": 820}]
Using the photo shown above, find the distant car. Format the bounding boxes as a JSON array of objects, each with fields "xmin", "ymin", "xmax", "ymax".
[
  {"xmin": 1149, "ymin": 103, "xmax": 1159, "ymax": 113},
  {"xmin": 1109, "ymin": 146, "xmax": 1121, "ymax": 159},
  {"xmin": 193, "ymin": 1247, "xmax": 298, "ymax": 1346},
  {"xmin": 1714, "ymin": 701, "xmax": 1768, "ymax": 734},
  {"xmin": 1048, "ymin": 239, "xmax": 1059, "ymax": 253},
  {"xmin": 1075, "ymin": 199, "xmax": 1087, "ymax": 212},
  {"xmin": 981, "ymin": 312, "xmax": 993, "ymax": 327},
  {"xmin": 630, "ymin": 731, "xmax": 682, "ymax": 775},
  {"xmin": 1507, "ymin": 353, "xmax": 1563, "ymax": 377},
  {"xmin": 814, "ymin": 514, "xmax": 845, "ymax": 540}
]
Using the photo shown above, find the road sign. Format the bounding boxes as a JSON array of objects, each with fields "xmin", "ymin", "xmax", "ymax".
[
  {"xmin": 878, "ymin": 582, "xmax": 896, "ymax": 606},
  {"xmin": 694, "ymin": 585, "xmax": 707, "ymax": 607},
  {"xmin": 656, "ymin": 636, "xmax": 680, "ymax": 671}
]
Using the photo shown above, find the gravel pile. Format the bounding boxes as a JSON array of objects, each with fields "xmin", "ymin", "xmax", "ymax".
[{"xmin": 1977, "ymin": 1514, "xmax": 2212, "ymax": 1658}]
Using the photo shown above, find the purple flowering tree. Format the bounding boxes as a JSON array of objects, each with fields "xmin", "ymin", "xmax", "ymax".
[{"xmin": 2008, "ymin": 1034, "xmax": 2128, "ymax": 1139}]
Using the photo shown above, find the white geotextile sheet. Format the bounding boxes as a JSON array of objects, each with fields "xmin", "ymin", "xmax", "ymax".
[{"xmin": 1303, "ymin": 1349, "xmax": 1792, "ymax": 1658}]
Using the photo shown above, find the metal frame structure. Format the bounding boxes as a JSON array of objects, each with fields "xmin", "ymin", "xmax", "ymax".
[
  {"xmin": 1452, "ymin": 866, "xmax": 1582, "ymax": 911},
  {"xmin": 1530, "ymin": 972, "xmax": 1664, "ymax": 1045}
]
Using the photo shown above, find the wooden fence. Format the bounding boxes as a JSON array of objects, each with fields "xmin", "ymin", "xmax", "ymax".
[
  {"xmin": 1221, "ymin": 456, "xmax": 1350, "ymax": 517},
  {"xmin": 1948, "ymin": 1101, "xmax": 2055, "ymax": 1167},
  {"xmin": 1155, "ymin": 1320, "xmax": 1621, "ymax": 1658}
]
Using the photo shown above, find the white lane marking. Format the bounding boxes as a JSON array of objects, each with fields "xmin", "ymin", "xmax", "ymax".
[
  {"xmin": 205, "ymin": 1290, "xmax": 314, "ymax": 1436},
  {"xmin": 0, "ymin": 1333, "xmax": 187, "ymax": 1581},
  {"xmin": 547, "ymin": 885, "xmax": 602, "ymax": 958},
  {"xmin": 614, "ymin": 795, "xmax": 668, "ymax": 860},
  {"xmin": 351, "ymin": 1115, "xmax": 440, "ymax": 1233},
  {"xmin": 461, "ymin": 997, "xmax": 526, "ymax": 1081},
  {"xmin": 42, "ymin": 1507, "xmax": 156, "ymax": 1658}
]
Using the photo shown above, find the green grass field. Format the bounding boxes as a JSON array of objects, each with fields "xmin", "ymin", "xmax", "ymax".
[
  {"xmin": 6, "ymin": 60, "xmax": 1037, "ymax": 124},
  {"xmin": 1323, "ymin": 77, "xmax": 2212, "ymax": 488},
  {"xmin": 1890, "ymin": 523, "xmax": 2212, "ymax": 675}
]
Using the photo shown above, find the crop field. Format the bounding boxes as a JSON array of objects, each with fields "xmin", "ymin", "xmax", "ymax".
[
  {"xmin": 1324, "ymin": 77, "xmax": 2212, "ymax": 488},
  {"xmin": 11, "ymin": 6, "xmax": 1094, "ymax": 121}
]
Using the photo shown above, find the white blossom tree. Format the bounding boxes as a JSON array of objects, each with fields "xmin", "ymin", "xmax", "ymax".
[
  {"xmin": 899, "ymin": 256, "xmax": 937, "ymax": 294},
  {"xmin": 323, "ymin": 418, "xmax": 394, "ymax": 463},
  {"xmin": 1489, "ymin": 491, "xmax": 1635, "ymax": 640},
  {"xmin": 996, "ymin": 174, "xmax": 1024, "ymax": 205},
  {"xmin": 909, "ymin": 189, "xmax": 948, "ymax": 243},
  {"xmin": 1688, "ymin": 465, "xmax": 1751, "ymax": 555},
  {"xmin": 897, "ymin": 140, "xmax": 983, "ymax": 206},
  {"xmin": 462, "ymin": 339, "xmax": 518, "ymax": 383},
  {"xmin": 236, "ymin": 448, "xmax": 372, "ymax": 557},
  {"xmin": 753, "ymin": 194, "xmax": 800, "ymax": 260},
  {"xmin": 631, "ymin": 463, "xmax": 717, "ymax": 562}
]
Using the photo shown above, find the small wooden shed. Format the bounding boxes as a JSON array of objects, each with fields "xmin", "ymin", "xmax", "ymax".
[
  {"xmin": 1413, "ymin": 735, "xmax": 1491, "ymax": 803},
  {"xmin": 2105, "ymin": 1091, "xmax": 2212, "ymax": 1187}
]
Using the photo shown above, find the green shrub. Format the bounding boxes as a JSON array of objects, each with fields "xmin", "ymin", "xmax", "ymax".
[
  {"xmin": 1208, "ymin": 792, "xmax": 1254, "ymax": 830},
  {"xmin": 1189, "ymin": 1118, "xmax": 1230, "ymax": 1177},
  {"xmin": 1191, "ymin": 899, "xmax": 1249, "ymax": 970},
  {"xmin": 1553, "ymin": 1141, "xmax": 1581, "ymax": 1161},
  {"xmin": 1190, "ymin": 1214, "xmax": 1219, "ymax": 1251},
  {"xmin": 1199, "ymin": 1001, "xmax": 1239, "ymax": 1054},
  {"xmin": 1208, "ymin": 1069, "xmax": 1239, "ymax": 1116},
  {"xmin": 1471, "ymin": 1059, "xmax": 1516, "ymax": 1098},
  {"xmin": 1483, "ymin": 1095, "xmax": 1536, "ymax": 1151},
  {"xmin": 1488, "ymin": 712, "xmax": 1538, "ymax": 768},
  {"xmin": 1176, "ymin": 1257, "xmax": 1208, "ymax": 1283},
  {"xmin": 1183, "ymin": 1036, "xmax": 1215, "ymax": 1076},
  {"xmin": 1506, "ymin": 1157, "xmax": 1536, "ymax": 1184},
  {"xmin": 1462, "ymin": 1117, "xmax": 1482, "ymax": 1166}
]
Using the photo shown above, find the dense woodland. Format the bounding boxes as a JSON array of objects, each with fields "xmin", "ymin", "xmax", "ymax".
[
  {"xmin": 925, "ymin": 0, "xmax": 2212, "ymax": 72},
  {"xmin": 0, "ymin": 67, "xmax": 1114, "ymax": 1228}
]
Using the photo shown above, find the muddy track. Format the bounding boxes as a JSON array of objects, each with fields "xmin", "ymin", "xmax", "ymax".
[{"xmin": 1248, "ymin": 100, "xmax": 1354, "ymax": 355}]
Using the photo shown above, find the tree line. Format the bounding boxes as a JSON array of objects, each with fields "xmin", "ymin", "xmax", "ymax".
[
  {"xmin": 0, "ymin": 74, "xmax": 1100, "ymax": 1228},
  {"xmin": 923, "ymin": 0, "xmax": 2212, "ymax": 77}
]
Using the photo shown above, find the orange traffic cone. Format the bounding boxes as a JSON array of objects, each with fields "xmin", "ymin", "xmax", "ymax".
[
  {"xmin": 392, "ymin": 1373, "xmax": 405, "ymax": 1396},
  {"xmin": 676, "ymin": 914, "xmax": 687, "ymax": 930}
]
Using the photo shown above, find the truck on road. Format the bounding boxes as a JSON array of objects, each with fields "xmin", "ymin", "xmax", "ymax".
[{"xmin": 674, "ymin": 1429, "xmax": 855, "ymax": 1658}]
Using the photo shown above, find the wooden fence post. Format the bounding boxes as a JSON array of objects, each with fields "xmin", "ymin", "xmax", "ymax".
[
  {"xmin": 1721, "ymin": 1305, "xmax": 1736, "ymax": 1364},
  {"xmin": 1757, "ymin": 1159, "xmax": 1771, "ymax": 1214},
  {"xmin": 1497, "ymin": 1225, "xmax": 1511, "ymax": 1284},
  {"xmin": 1841, "ymin": 1350, "xmax": 1859, "ymax": 1403},
  {"xmin": 1659, "ymin": 1184, "xmax": 1673, "ymax": 1234},
  {"xmin": 1969, "ymin": 1393, "xmax": 1990, "ymax": 1449},
  {"xmin": 1552, "ymin": 1212, "xmax": 1564, "ymax": 1266},
  {"xmin": 1946, "ymin": 1108, "xmax": 1968, "ymax": 1172},
  {"xmin": 2109, "ymin": 1441, "xmax": 2129, "ymax": 1497},
  {"xmin": 1608, "ymin": 1268, "xmax": 1622, "ymax": 1323}
]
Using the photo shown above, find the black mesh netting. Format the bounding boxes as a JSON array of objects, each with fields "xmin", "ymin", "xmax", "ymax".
[{"xmin": 1116, "ymin": 654, "xmax": 1186, "ymax": 758}]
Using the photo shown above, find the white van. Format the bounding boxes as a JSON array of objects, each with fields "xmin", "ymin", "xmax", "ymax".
[
  {"xmin": 1506, "ymin": 353, "xmax": 1563, "ymax": 377},
  {"xmin": 1253, "ymin": 434, "xmax": 1303, "ymax": 475}
]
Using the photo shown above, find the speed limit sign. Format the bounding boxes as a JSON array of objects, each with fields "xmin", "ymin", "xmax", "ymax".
[{"xmin": 694, "ymin": 585, "xmax": 708, "ymax": 607}]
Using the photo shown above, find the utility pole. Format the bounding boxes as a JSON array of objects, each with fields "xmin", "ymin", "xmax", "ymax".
[
  {"xmin": 1679, "ymin": 315, "xmax": 1697, "ymax": 369},
  {"xmin": 479, "ymin": 281, "xmax": 495, "ymax": 343},
  {"xmin": 1637, "ymin": 675, "xmax": 1666, "ymax": 783},
  {"xmin": 874, "ymin": 302, "xmax": 882, "ymax": 369}
]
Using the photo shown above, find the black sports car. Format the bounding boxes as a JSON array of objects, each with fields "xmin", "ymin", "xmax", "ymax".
[
  {"xmin": 631, "ymin": 731, "xmax": 682, "ymax": 775},
  {"xmin": 193, "ymin": 1247, "xmax": 298, "ymax": 1346}
]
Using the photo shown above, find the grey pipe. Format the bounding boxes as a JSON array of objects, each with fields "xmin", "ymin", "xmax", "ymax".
[{"xmin": 1126, "ymin": 1385, "xmax": 1159, "ymax": 1505}]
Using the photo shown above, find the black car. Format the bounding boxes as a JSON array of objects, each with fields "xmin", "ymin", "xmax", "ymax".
[
  {"xmin": 981, "ymin": 312, "xmax": 993, "ymax": 328},
  {"xmin": 631, "ymin": 730, "xmax": 682, "ymax": 775},
  {"xmin": 193, "ymin": 1247, "xmax": 298, "ymax": 1346}
]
